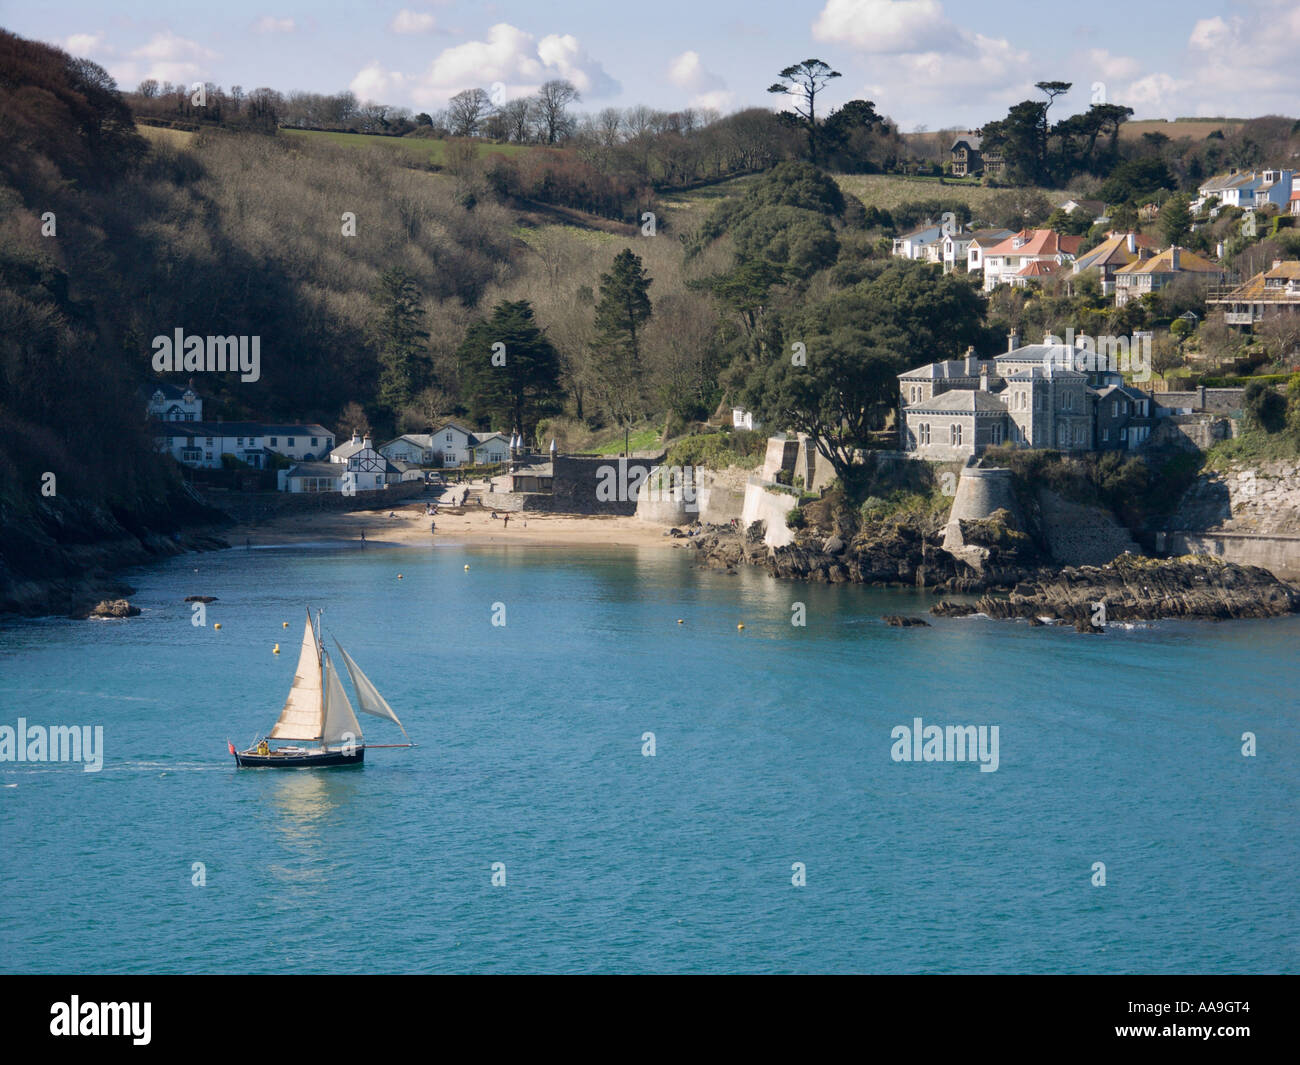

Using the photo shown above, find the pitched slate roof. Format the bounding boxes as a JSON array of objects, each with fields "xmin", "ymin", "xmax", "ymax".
[
  {"xmin": 283, "ymin": 462, "xmax": 340, "ymax": 478},
  {"xmin": 1074, "ymin": 232, "xmax": 1159, "ymax": 271},
  {"xmin": 898, "ymin": 359, "xmax": 981, "ymax": 380},
  {"xmin": 905, "ymin": 389, "xmax": 1008, "ymax": 414}
]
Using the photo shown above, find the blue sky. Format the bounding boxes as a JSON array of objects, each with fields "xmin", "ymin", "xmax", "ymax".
[{"xmin": 8, "ymin": 0, "xmax": 1298, "ymax": 128}]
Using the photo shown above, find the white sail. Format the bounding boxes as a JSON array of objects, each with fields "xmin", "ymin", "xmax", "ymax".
[
  {"xmin": 321, "ymin": 652, "xmax": 364, "ymax": 749},
  {"xmin": 269, "ymin": 612, "xmax": 324, "ymax": 740},
  {"xmin": 334, "ymin": 640, "xmax": 409, "ymax": 740}
]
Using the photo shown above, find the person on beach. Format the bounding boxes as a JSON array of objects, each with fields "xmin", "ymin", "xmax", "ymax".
[
  {"xmin": 503, "ymin": 514, "xmax": 509, "ymax": 529},
  {"xmin": 360, "ymin": 530, "xmax": 366, "ymax": 544}
]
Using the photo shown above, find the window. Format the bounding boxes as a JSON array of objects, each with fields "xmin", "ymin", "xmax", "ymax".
[
  {"xmin": 991, "ymin": 423, "xmax": 1003, "ymax": 444},
  {"xmin": 311, "ymin": 437, "xmax": 319, "ymax": 446},
  {"xmin": 269, "ymin": 437, "xmax": 278, "ymax": 446},
  {"xmin": 206, "ymin": 437, "xmax": 214, "ymax": 445},
  {"xmin": 288, "ymin": 438, "xmax": 295, "ymax": 447},
  {"xmin": 918, "ymin": 423, "xmax": 931, "ymax": 446},
  {"xmin": 1102, "ymin": 428, "xmax": 1109, "ymax": 442},
  {"xmin": 950, "ymin": 423, "xmax": 963, "ymax": 446},
  {"xmin": 446, "ymin": 432, "xmax": 454, "ymax": 443},
  {"xmin": 1120, "ymin": 427, "xmax": 1127, "ymax": 441},
  {"xmin": 1112, "ymin": 400, "xmax": 1118, "ymax": 417}
]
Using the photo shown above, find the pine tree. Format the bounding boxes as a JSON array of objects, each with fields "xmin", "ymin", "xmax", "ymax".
[
  {"xmin": 590, "ymin": 249, "xmax": 653, "ymax": 427},
  {"xmin": 456, "ymin": 300, "xmax": 563, "ymax": 437},
  {"xmin": 373, "ymin": 268, "xmax": 431, "ymax": 418}
]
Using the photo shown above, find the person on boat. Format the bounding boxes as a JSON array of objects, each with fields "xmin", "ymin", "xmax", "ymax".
[{"xmin": 257, "ymin": 740, "xmax": 269, "ymax": 756}]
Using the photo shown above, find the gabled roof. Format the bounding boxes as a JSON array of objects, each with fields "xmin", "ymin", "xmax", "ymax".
[
  {"xmin": 906, "ymin": 389, "xmax": 1008, "ymax": 414},
  {"xmin": 895, "ymin": 224, "xmax": 943, "ymax": 242},
  {"xmin": 951, "ymin": 132, "xmax": 983, "ymax": 151},
  {"xmin": 1198, "ymin": 171, "xmax": 1260, "ymax": 193},
  {"xmin": 1212, "ymin": 260, "xmax": 1300, "ymax": 299},
  {"xmin": 1017, "ymin": 260, "xmax": 1064, "ymax": 277},
  {"xmin": 986, "ymin": 229, "xmax": 1084, "ymax": 257},
  {"xmin": 1059, "ymin": 198, "xmax": 1105, "ymax": 216},
  {"xmin": 898, "ymin": 359, "xmax": 981, "ymax": 381},
  {"xmin": 383, "ymin": 434, "xmax": 435, "ymax": 449},
  {"xmin": 996, "ymin": 343, "xmax": 1092, "ymax": 369},
  {"xmin": 966, "ymin": 228, "xmax": 1015, "ymax": 247},
  {"xmin": 1114, "ymin": 246, "xmax": 1221, "ymax": 275},
  {"xmin": 143, "ymin": 381, "xmax": 198, "ymax": 400},
  {"xmin": 1074, "ymin": 232, "xmax": 1159, "ymax": 271},
  {"xmin": 152, "ymin": 420, "xmax": 328, "ymax": 438}
]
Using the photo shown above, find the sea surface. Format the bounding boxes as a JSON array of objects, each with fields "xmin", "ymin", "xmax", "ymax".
[{"xmin": 1, "ymin": 540, "xmax": 1296, "ymax": 974}]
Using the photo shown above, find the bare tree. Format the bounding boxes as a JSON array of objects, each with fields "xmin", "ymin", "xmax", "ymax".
[
  {"xmin": 448, "ymin": 88, "xmax": 492, "ymax": 137},
  {"xmin": 498, "ymin": 98, "xmax": 532, "ymax": 142},
  {"xmin": 534, "ymin": 79, "xmax": 580, "ymax": 144}
]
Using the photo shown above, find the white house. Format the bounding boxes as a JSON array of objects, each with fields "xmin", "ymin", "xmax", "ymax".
[
  {"xmin": 982, "ymin": 229, "xmax": 1084, "ymax": 291},
  {"xmin": 891, "ymin": 224, "xmax": 944, "ymax": 261},
  {"xmin": 379, "ymin": 434, "xmax": 437, "ymax": 465},
  {"xmin": 1194, "ymin": 169, "xmax": 1294, "ymax": 214},
  {"xmin": 144, "ymin": 382, "xmax": 202, "ymax": 422},
  {"xmin": 472, "ymin": 432, "xmax": 510, "ymax": 464},
  {"xmin": 732, "ymin": 407, "xmax": 761, "ymax": 431},
  {"xmin": 965, "ymin": 230, "xmax": 1014, "ymax": 274},
  {"xmin": 154, "ymin": 421, "xmax": 333, "ymax": 470}
]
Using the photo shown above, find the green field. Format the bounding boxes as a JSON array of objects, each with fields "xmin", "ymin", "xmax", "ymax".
[
  {"xmin": 832, "ymin": 173, "xmax": 1066, "ymax": 213},
  {"xmin": 281, "ymin": 127, "xmax": 533, "ymax": 165}
]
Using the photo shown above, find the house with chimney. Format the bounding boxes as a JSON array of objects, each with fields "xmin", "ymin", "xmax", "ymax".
[
  {"xmin": 891, "ymin": 223, "xmax": 945, "ymax": 261},
  {"xmin": 1193, "ymin": 168, "xmax": 1295, "ymax": 215},
  {"xmin": 143, "ymin": 382, "xmax": 202, "ymax": 422},
  {"xmin": 1207, "ymin": 260, "xmax": 1300, "ymax": 327},
  {"xmin": 1113, "ymin": 246, "xmax": 1224, "ymax": 306},
  {"xmin": 1071, "ymin": 232, "xmax": 1158, "ymax": 296},
  {"xmin": 949, "ymin": 132, "xmax": 984, "ymax": 177},
  {"xmin": 981, "ymin": 229, "xmax": 1085, "ymax": 291},
  {"xmin": 153, "ymin": 420, "xmax": 334, "ymax": 470},
  {"xmin": 898, "ymin": 334, "xmax": 1163, "ymax": 461}
]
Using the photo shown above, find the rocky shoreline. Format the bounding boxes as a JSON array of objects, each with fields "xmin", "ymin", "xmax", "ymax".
[
  {"xmin": 0, "ymin": 496, "xmax": 229, "ymax": 619},
  {"xmin": 688, "ymin": 520, "xmax": 1300, "ymax": 624}
]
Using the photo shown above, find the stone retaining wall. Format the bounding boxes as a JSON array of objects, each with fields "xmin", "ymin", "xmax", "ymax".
[{"xmin": 201, "ymin": 480, "xmax": 427, "ymax": 524}]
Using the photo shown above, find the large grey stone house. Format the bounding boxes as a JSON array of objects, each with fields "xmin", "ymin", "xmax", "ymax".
[{"xmin": 899, "ymin": 336, "xmax": 1152, "ymax": 461}]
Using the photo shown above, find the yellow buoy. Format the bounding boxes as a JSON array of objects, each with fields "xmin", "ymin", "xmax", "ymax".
[
  {"xmin": 273, "ymin": 644, "xmax": 280, "ymax": 654},
  {"xmin": 464, "ymin": 564, "xmax": 470, "ymax": 571},
  {"xmin": 677, "ymin": 619, "xmax": 684, "ymax": 625},
  {"xmin": 214, "ymin": 623, "xmax": 222, "ymax": 630},
  {"xmin": 737, "ymin": 623, "xmax": 744, "ymax": 631},
  {"xmin": 397, "ymin": 573, "xmax": 404, "ymax": 580},
  {"xmin": 282, "ymin": 621, "xmax": 288, "ymax": 628}
]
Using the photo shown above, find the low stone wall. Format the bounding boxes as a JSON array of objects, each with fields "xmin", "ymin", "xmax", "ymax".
[
  {"xmin": 1157, "ymin": 387, "xmax": 1246, "ymax": 414},
  {"xmin": 201, "ymin": 480, "xmax": 427, "ymax": 524},
  {"xmin": 1165, "ymin": 532, "xmax": 1300, "ymax": 581},
  {"xmin": 1149, "ymin": 415, "xmax": 1231, "ymax": 451}
]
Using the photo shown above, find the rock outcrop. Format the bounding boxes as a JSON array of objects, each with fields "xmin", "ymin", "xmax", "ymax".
[{"xmin": 940, "ymin": 554, "xmax": 1299, "ymax": 623}]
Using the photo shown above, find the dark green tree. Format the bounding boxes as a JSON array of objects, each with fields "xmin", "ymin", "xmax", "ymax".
[
  {"xmin": 1159, "ymin": 196, "xmax": 1193, "ymax": 246},
  {"xmin": 372, "ymin": 268, "xmax": 431, "ymax": 418},
  {"xmin": 456, "ymin": 300, "xmax": 563, "ymax": 437},
  {"xmin": 590, "ymin": 249, "xmax": 653, "ymax": 426}
]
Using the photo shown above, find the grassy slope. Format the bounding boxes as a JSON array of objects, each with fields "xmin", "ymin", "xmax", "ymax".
[
  {"xmin": 832, "ymin": 173, "xmax": 1067, "ymax": 213},
  {"xmin": 281, "ymin": 127, "xmax": 532, "ymax": 164}
]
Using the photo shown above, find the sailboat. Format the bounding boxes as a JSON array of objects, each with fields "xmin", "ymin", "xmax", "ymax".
[{"xmin": 230, "ymin": 609, "xmax": 414, "ymax": 768}]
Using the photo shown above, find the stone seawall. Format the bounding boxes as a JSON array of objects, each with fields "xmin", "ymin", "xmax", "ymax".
[{"xmin": 205, "ymin": 480, "xmax": 427, "ymax": 524}]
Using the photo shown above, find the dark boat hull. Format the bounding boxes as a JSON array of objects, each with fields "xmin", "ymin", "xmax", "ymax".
[{"xmin": 234, "ymin": 747, "xmax": 364, "ymax": 768}]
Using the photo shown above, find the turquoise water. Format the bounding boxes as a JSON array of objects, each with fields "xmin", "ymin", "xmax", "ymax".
[{"xmin": 1, "ymin": 541, "xmax": 1296, "ymax": 974}]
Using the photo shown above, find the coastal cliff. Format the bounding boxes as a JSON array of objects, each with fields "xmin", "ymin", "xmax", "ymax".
[{"xmin": 0, "ymin": 493, "xmax": 229, "ymax": 618}]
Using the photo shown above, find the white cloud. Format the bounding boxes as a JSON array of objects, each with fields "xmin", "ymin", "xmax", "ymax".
[
  {"xmin": 390, "ymin": 9, "xmax": 437, "ymax": 34},
  {"xmin": 63, "ymin": 32, "xmax": 106, "ymax": 57},
  {"xmin": 667, "ymin": 51, "xmax": 724, "ymax": 93},
  {"xmin": 108, "ymin": 31, "xmax": 217, "ymax": 87},
  {"xmin": 690, "ymin": 90, "xmax": 736, "ymax": 113},
  {"xmin": 376, "ymin": 22, "xmax": 620, "ymax": 108},
  {"xmin": 813, "ymin": 0, "xmax": 960, "ymax": 54},
  {"xmin": 253, "ymin": 16, "xmax": 295, "ymax": 34},
  {"xmin": 350, "ymin": 62, "xmax": 408, "ymax": 103},
  {"xmin": 1085, "ymin": 49, "xmax": 1141, "ymax": 82}
]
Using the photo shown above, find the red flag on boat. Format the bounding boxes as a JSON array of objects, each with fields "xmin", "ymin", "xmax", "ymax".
[{"xmin": 227, "ymin": 740, "xmax": 237, "ymax": 755}]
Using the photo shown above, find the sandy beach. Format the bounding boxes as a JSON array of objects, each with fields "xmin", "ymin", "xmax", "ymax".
[{"xmin": 226, "ymin": 495, "xmax": 678, "ymax": 551}]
